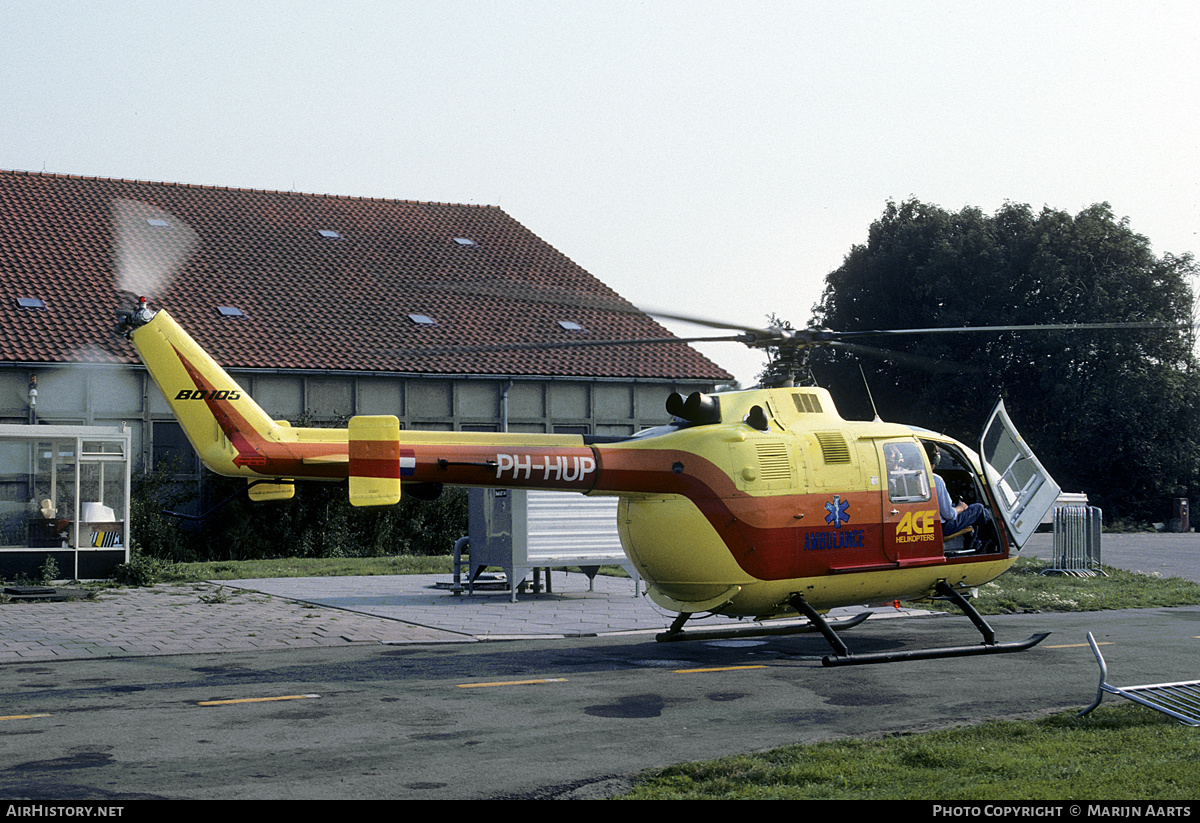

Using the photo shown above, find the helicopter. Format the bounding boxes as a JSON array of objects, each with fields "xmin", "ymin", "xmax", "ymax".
[{"xmin": 113, "ymin": 292, "xmax": 1143, "ymax": 667}]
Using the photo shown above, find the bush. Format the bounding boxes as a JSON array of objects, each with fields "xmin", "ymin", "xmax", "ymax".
[
  {"xmin": 38, "ymin": 555, "xmax": 59, "ymax": 585},
  {"xmin": 130, "ymin": 467, "xmax": 468, "ymax": 562},
  {"xmin": 111, "ymin": 549, "xmax": 165, "ymax": 587},
  {"xmin": 129, "ymin": 460, "xmax": 201, "ymax": 562}
]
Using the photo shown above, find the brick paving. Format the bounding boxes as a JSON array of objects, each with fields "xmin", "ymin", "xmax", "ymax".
[{"xmin": 0, "ymin": 580, "xmax": 468, "ymax": 663}]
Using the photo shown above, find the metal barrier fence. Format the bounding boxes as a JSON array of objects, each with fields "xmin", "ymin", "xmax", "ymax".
[{"xmin": 1044, "ymin": 505, "xmax": 1106, "ymax": 577}]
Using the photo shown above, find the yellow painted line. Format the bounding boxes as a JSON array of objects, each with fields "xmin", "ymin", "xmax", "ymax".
[
  {"xmin": 198, "ymin": 694, "xmax": 319, "ymax": 706},
  {"xmin": 0, "ymin": 713, "xmax": 50, "ymax": 721},
  {"xmin": 1046, "ymin": 641, "xmax": 1112, "ymax": 649},
  {"xmin": 456, "ymin": 678, "xmax": 567, "ymax": 689},
  {"xmin": 673, "ymin": 665, "xmax": 770, "ymax": 673}
]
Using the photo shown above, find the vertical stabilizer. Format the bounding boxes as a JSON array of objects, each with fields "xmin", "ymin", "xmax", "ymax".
[{"xmin": 128, "ymin": 308, "xmax": 348, "ymax": 479}]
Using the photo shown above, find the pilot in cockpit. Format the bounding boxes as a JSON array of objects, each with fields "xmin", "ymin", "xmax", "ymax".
[{"xmin": 924, "ymin": 441, "xmax": 992, "ymax": 548}]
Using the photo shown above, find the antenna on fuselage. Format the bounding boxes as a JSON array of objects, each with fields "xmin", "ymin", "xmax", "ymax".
[{"xmin": 859, "ymin": 365, "xmax": 881, "ymax": 421}]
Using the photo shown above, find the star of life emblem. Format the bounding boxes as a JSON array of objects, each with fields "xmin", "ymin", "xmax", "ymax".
[{"xmin": 825, "ymin": 495, "xmax": 850, "ymax": 527}]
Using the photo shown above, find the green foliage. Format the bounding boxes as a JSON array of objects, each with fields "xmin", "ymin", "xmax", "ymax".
[
  {"xmin": 128, "ymin": 465, "xmax": 468, "ymax": 564},
  {"xmin": 190, "ymin": 475, "xmax": 467, "ymax": 560},
  {"xmin": 813, "ymin": 199, "xmax": 1200, "ymax": 522},
  {"xmin": 129, "ymin": 459, "xmax": 199, "ymax": 562},
  {"xmin": 110, "ymin": 550, "xmax": 166, "ymax": 587},
  {"xmin": 156, "ymin": 554, "xmax": 454, "ymax": 582},
  {"xmin": 37, "ymin": 555, "xmax": 58, "ymax": 585}
]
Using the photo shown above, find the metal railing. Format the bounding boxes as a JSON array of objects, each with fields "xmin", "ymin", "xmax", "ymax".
[
  {"xmin": 1043, "ymin": 505, "xmax": 1105, "ymax": 577},
  {"xmin": 1078, "ymin": 633, "xmax": 1200, "ymax": 726}
]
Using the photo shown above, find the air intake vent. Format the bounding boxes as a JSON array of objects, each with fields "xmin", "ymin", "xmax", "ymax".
[
  {"xmin": 793, "ymin": 393, "xmax": 823, "ymax": 414},
  {"xmin": 754, "ymin": 441, "xmax": 791, "ymax": 481},
  {"xmin": 814, "ymin": 431, "xmax": 851, "ymax": 464}
]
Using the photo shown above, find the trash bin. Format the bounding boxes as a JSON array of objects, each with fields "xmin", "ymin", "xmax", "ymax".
[{"xmin": 1172, "ymin": 498, "xmax": 1190, "ymax": 533}]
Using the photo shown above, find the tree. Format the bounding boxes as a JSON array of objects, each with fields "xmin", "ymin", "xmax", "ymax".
[{"xmin": 810, "ymin": 198, "xmax": 1200, "ymax": 522}]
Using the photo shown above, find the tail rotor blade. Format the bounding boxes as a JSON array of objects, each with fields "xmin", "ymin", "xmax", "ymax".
[{"xmin": 111, "ymin": 199, "xmax": 197, "ymax": 297}]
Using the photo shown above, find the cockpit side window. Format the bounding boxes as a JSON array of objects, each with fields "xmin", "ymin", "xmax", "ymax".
[{"xmin": 883, "ymin": 440, "xmax": 930, "ymax": 503}]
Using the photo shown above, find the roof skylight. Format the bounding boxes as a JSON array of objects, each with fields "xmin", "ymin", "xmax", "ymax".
[
  {"xmin": 453, "ymin": 237, "xmax": 476, "ymax": 246},
  {"xmin": 15, "ymin": 297, "xmax": 46, "ymax": 309},
  {"xmin": 408, "ymin": 313, "xmax": 436, "ymax": 325},
  {"xmin": 318, "ymin": 229, "xmax": 341, "ymax": 239},
  {"xmin": 216, "ymin": 306, "xmax": 245, "ymax": 318},
  {"xmin": 145, "ymin": 218, "xmax": 171, "ymax": 227},
  {"xmin": 558, "ymin": 320, "xmax": 585, "ymax": 331}
]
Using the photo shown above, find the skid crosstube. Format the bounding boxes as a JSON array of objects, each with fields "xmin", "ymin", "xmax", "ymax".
[{"xmin": 656, "ymin": 610, "xmax": 870, "ymax": 643}]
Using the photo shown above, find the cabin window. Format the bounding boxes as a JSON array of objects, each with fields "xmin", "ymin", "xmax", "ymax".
[{"xmin": 883, "ymin": 441, "xmax": 930, "ymax": 503}]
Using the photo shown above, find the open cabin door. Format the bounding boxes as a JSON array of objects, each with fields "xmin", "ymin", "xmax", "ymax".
[{"xmin": 980, "ymin": 399, "xmax": 1061, "ymax": 549}]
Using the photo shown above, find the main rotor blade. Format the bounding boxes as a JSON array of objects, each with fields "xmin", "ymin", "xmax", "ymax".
[
  {"xmin": 408, "ymin": 282, "xmax": 785, "ymax": 339},
  {"xmin": 827, "ymin": 341, "xmax": 981, "ymax": 374},
  {"xmin": 644, "ymin": 309, "xmax": 781, "ymax": 338},
  {"xmin": 412, "ymin": 281, "xmax": 643, "ymax": 315},
  {"xmin": 833, "ymin": 321, "xmax": 1179, "ymax": 340},
  {"xmin": 376, "ymin": 334, "xmax": 750, "ymax": 358}
]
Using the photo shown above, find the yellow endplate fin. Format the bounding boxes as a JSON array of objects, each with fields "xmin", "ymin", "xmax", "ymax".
[
  {"xmin": 249, "ymin": 479, "xmax": 295, "ymax": 502},
  {"xmin": 348, "ymin": 415, "xmax": 402, "ymax": 507}
]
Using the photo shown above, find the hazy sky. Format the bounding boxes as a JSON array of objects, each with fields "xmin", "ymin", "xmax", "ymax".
[{"xmin": 4, "ymin": 1, "xmax": 1198, "ymax": 385}]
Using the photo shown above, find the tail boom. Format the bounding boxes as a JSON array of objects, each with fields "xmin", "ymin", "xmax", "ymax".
[{"xmin": 130, "ymin": 309, "xmax": 603, "ymax": 502}]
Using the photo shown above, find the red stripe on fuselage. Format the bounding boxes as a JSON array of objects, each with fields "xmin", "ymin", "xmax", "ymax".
[
  {"xmin": 175, "ymin": 348, "xmax": 348, "ymax": 478},
  {"xmin": 592, "ymin": 446, "xmax": 896, "ymax": 581},
  {"xmin": 350, "ymin": 456, "xmax": 402, "ymax": 479}
]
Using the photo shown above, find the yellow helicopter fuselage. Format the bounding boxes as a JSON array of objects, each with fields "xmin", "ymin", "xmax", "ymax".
[{"xmin": 131, "ymin": 309, "xmax": 1020, "ymax": 620}]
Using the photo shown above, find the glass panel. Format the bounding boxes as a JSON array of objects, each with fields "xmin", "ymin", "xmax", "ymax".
[
  {"xmin": 16, "ymin": 439, "xmax": 78, "ymax": 548},
  {"xmin": 79, "ymin": 461, "xmax": 126, "ymax": 548},
  {"xmin": 980, "ymin": 400, "xmax": 1061, "ymax": 549},
  {"xmin": 0, "ymin": 441, "xmax": 33, "ymax": 547},
  {"xmin": 982, "ymin": 423, "xmax": 1044, "ymax": 517},
  {"xmin": 55, "ymin": 444, "xmax": 77, "ymax": 548},
  {"xmin": 82, "ymin": 440, "xmax": 125, "ymax": 456},
  {"xmin": 883, "ymin": 440, "xmax": 930, "ymax": 503}
]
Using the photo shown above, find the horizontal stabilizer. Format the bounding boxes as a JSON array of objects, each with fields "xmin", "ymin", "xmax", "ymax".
[{"xmin": 349, "ymin": 415, "xmax": 403, "ymax": 507}]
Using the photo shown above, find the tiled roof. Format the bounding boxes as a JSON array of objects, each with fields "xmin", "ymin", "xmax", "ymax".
[{"xmin": 0, "ymin": 170, "xmax": 731, "ymax": 381}]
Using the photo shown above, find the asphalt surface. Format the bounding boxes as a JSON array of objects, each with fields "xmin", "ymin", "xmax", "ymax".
[{"xmin": 1, "ymin": 531, "xmax": 1198, "ymax": 664}]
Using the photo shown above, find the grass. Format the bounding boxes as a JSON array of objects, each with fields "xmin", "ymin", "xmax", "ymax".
[
  {"xmin": 95, "ymin": 554, "xmax": 628, "ymax": 586},
  {"xmin": 617, "ymin": 705, "xmax": 1200, "ymax": 800},
  {"xmin": 153, "ymin": 554, "xmax": 455, "ymax": 583},
  {"xmin": 907, "ymin": 557, "xmax": 1200, "ymax": 614}
]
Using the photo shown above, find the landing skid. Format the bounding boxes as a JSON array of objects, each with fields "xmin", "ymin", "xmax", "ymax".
[
  {"xmin": 656, "ymin": 610, "xmax": 870, "ymax": 643},
  {"xmin": 655, "ymin": 582, "xmax": 1049, "ymax": 665},
  {"xmin": 800, "ymin": 582, "xmax": 1050, "ymax": 667}
]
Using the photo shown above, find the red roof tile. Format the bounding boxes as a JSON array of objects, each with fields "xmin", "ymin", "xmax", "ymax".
[{"xmin": 0, "ymin": 170, "xmax": 731, "ymax": 381}]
